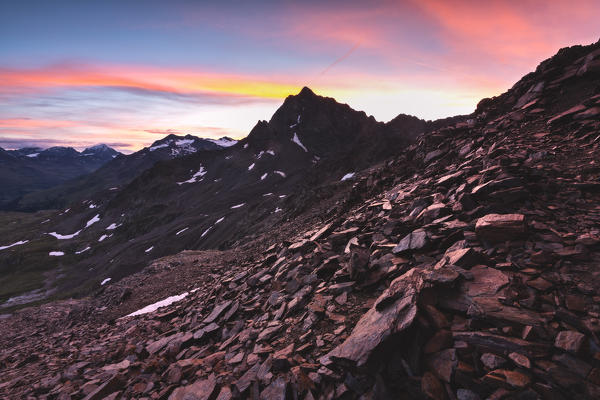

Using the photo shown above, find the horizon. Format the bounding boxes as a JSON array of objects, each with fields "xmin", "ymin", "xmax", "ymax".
[
  {"xmin": 0, "ymin": 131, "xmax": 236, "ymax": 153},
  {"xmin": 1, "ymin": 0, "xmax": 599, "ymax": 152}
]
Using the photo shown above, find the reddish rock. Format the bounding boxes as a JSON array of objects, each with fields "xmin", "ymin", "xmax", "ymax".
[
  {"xmin": 486, "ymin": 369, "xmax": 530, "ymax": 388},
  {"xmin": 325, "ymin": 290, "xmax": 417, "ymax": 367},
  {"xmin": 259, "ymin": 377, "xmax": 286, "ymax": 400},
  {"xmin": 526, "ymin": 277, "xmax": 553, "ymax": 291},
  {"xmin": 508, "ymin": 352, "xmax": 531, "ymax": 369},
  {"xmin": 481, "ymin": 353, "xmax": 507, "ymax": 370},
  {"xmin": 421, "ymin": 372, "xmax": 446, "ymax": 400},
  {"xmin": 82, "ymin": 374, "xmax": 125, "ymax": 400},
  {"xmin": 475, "ymin": 214, "xmax": 526, "ymax": 243},
  {"xmin": 168, "ymin": 374, "xmax": 217, "ymax": 400},
  {"xmin": 393, "ymin": 230, "xmax": 429, "ymax": 254},
  {"xmin": 444, "ymin": 247, "xmax": 485, "ymax": 268},
  {"xmin": 547, "ymin": 104, "xmax": 587, "ymax": 124},
  {"xmin": 203, "ymin": 300, "xmax": 233, "ymax": 324},
  {"xmin": 565, "ymin": 295, "xmax": 586, "ymax": 313},
  {"xmin": 215, "ymin": 386, "xmax": 233, "ymax": 400},
  {"xmin": 424, "ymin": 330, "xmax": 453, "ymax": 354},
  {"xmin": 554, "ymin": 330, "xmax": 586, "ymax": 353},
  {"xmin": 428, "ymin": 349, "xmax": 457, "ymax": 383}
]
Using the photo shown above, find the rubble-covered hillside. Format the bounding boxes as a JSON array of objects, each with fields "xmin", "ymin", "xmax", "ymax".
[{"xmin": 1, "ymin": 41, "xmax": 599, "ymax": 399}]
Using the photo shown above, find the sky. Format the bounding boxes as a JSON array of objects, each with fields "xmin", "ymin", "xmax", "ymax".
[{"xmin": 1, "ymin": 0, "xmax": 599, "ymax": 153}]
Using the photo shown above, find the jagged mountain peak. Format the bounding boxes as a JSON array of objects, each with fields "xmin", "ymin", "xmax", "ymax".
[
  {"xmin": 146, "ymin": 133, "xmax": 218, "ymax": 154},
  {"xmin": 242, "ymin": 86, "xmax": 378, "ymax": 150},
  {"xmin": 83, "ymin": 143, "xmax": 113, "ymax": 152},
  {"xmin": 81, "ymin": 144, "xmax": 120, "ymax": 159},
  {"xmin": 297, "ymin": 85, "xmax": 316, "ymax": 98},
  {"xmin": 148, "ymin": 133, "xmax": 232, "ymax": 150}
]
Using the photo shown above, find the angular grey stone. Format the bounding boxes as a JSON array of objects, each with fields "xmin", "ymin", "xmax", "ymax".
[{"xmin": 393, "ymin": 230, "xmax": 428, "ymax": 254}]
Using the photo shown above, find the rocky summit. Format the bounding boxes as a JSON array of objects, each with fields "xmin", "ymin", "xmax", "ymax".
[{"xmin": 1, "ymin": 40, "xmax": 600, "ymax": 400}]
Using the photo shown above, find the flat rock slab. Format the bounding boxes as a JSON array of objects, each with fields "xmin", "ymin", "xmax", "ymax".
[
  {"xmin": 168, "ymin": 374, "xmax": 217, "ymax": 400},
  {"xmin": 475, "ymin": 214, "xmax": 525, "ymax": 243},
  {"xmin": 203, "ymin": 300, "xmax": 233, "ymax": 324},
  {"xmin": 324, "ymin": 269, "xmax": 433, "ymax": 367},
  {"xmin": 82, "ymin": 374, "xmax": 125, "ymax": 400},
  {"xmin": 146, "ymin": 332, "xmax": 185, "ymax": 355},
  {"xmin": 325, "ymin": 290, "xmax": 417, "ymax": 367},
  {"xmin": 463, "ymin": 265, "xmax": 508, "ymax": 297}
]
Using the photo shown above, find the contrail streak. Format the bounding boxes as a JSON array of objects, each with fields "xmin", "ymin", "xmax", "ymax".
[{"xmin": 320, "ymin": 43, "xmax": 360, "ymax": 76}]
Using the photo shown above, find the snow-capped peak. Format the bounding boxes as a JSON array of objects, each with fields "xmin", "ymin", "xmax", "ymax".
[{"xmin": 207, "ymin": 137, "xmax": 237, "ymax": 147}]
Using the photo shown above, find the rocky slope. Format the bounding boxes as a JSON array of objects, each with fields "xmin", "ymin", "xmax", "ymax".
[
  {"xmin": 0, "ymin": 144, "xmax": 121, "ymax": 209},
  {"xmin": 0, "ymin": 40, "xmax": 599, "ymax": 399}
]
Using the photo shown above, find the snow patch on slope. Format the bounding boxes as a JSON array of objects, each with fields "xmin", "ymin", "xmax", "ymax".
[
  {"xmin": 76, "ymin": 246, "xmax": 91, "ymax": 254},
  {"xmin": 208, "ymin": 137, "xmax": 237, "ymax": 147},
  {"xmin": 85, "ymin": 214, "xmax": 101, "ymax": 228},
  {"xmin": 341, "ymin": 172, "xmax": 355, "ymax": 181},
  {"xmin": 290, "ymin": 114, "xmax": 301, "ymax": 128},
  {"xmin": 48, "ymin": 230, "xmax": 81, "ymax": 240},
  {"xmin": 0, "ymin": 240, "xmax": 29, "ymax": 251},
  {"xmin": 177, "ymin": 165, "xmax": 207, "ymax": 185},
  {"xmin": 126, "ymin": 292, "xmax": 189, "ymax": 317},
  {"xmin": 176, "ymin": 227, "xmax": 189, "ymax": 236},
  {"xmin": 149, "ymin": 143, "xmax": 169, "ymax": 151},
  {"xmin": 292, "ymin": 133, "xmax": 308, "ymax": 152}
]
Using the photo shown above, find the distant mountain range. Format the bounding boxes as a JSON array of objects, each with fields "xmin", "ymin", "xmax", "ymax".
[
  {"xmin": 0, "ymin": 135, "xmax": 237, "ymax": 211},
  {"xmin": 0, "ymin": 144, "xmax": 120, "ymax": 209}
]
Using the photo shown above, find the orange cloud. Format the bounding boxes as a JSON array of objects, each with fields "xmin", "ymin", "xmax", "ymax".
[
  {"xmin": 0, "ymin": 64, "xmax": 306, "ymax": 100},
  {"xmin": 415, "ymin": 0, "xmax": 600, "ymax": 65}
]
